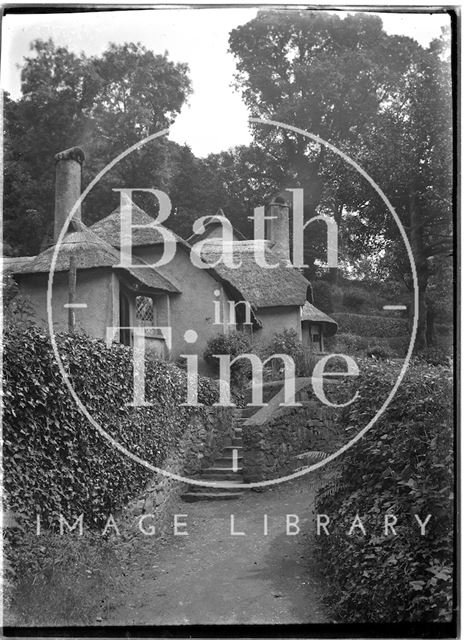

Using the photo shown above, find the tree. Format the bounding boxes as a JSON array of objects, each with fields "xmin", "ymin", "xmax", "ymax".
[
  {"xmin": 202, "ymin": 145, "xmax": 284, "ymax": 237},
  {"xmin": 166, "ymin": 144, "xmax": 284, "ymax": 239},
  {"xmin": 344, "ymin": 29, "xmax": 452, "ymax": 348},
  {"xmin": 229, "ymin": 10, "xmax": 423, "ymax": 275},
  {"xmin": 3, "ymin": 40, "xmax": 97, "ymax": 253},
  {"xmin": 85, "ymin": 42, "xmax": 191, "ymax": 211},
  {"xmin": 4, "ymin": 40, "xmax": 192, "ymax": 254},
  {"xmin": 229, "ymin": 11, "xmax": 453, "ymax": 347},
  {"xmin": 167, "ymin": 144, "xmax": 214, "ymax": 238}
]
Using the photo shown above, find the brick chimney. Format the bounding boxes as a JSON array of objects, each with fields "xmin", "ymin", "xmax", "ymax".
[
  {"xmin": 54, "ymin": 147, "xmax": 85, "ymax": 243},
  {"xmin": 267, "ymin": 196, "xmax": 290, "ymax": 263}
]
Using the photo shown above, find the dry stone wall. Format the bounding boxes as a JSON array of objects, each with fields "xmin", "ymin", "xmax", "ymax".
[
  {"xmin": 126, "ymin": 407, "xmax": 234, "ymax": 532},
  {"xmin": 242, "ymin": 400, "xmax": 334, "ymax": 482}
]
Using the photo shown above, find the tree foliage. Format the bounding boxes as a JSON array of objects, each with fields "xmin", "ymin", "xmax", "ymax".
[
  {"xmin": 4, "ymin": 39, "xmax": 192, "ymax": 254},
  {"xmin": 5, "ymin": 20, "xmax": 454, "ymax": 351},
  {"xmin": 229, "ymin": 12, "xmax": 453, "ymax": 346}
]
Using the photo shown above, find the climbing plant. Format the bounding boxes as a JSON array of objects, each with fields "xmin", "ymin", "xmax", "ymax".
[{"xmin": 3, "ymin": 326, "xmax": 220, "ymax": 527}]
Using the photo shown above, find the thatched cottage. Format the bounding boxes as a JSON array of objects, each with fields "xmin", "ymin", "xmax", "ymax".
[{"xmin": 6, "ymin": 147, "xmax": 337, "ymax": 372}]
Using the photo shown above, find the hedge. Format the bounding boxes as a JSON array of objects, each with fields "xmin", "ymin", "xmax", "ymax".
[
  {"xmin": 331, "ymin": 312, "xmax": 409, "ymax": 337},
  {"xmin": 3, "ymin": 326, "xmax": 220, "ymax": 528},
  {"xmin": 315, "ymin": 359, "xmax": 454, "ymax": 623}
]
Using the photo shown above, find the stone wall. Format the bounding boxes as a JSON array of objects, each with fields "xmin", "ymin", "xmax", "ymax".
[
  {"xmin": 242, "ymin": 400, "xmax": 333, "ymax": 482},
  {"xmin": 126, "ymin": 407, "xmax": 234, "ymax": 532}
]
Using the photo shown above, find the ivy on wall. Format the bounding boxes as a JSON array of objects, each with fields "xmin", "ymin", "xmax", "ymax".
[
  {"xmin": 3, "ymin": 327, "xmax": 220, "ymax": 527},
  {"xmin": 315, "ymin": 359, "xmax": 454, "ymax": 623}
]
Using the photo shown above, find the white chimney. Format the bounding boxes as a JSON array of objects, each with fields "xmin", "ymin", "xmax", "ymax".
[
  {"xmin": 54, "ymin": 147, "xmax": 85, "ymax": 243},
  {"xmin": 267, "ymin": 197, "xmax": 290, "ymax": 263}
]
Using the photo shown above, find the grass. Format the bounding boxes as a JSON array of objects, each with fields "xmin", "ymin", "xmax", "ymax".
[{"xmin": 4, "ymin": 528, "xmax": 129, "ymax": 626}]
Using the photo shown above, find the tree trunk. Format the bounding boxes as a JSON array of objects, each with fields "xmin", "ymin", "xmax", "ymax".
[
  {"xmin": 409, "ymin": 192, "xmax": 429, "ymax": 351},
  {"xmin": 292, "ymin": 151, "xmax": 324, "ymax": 280},
  {"xmin": 328, "ymin": 202, "xmax": 343, "ymax": 284},
  {"xmin": 426, "ymin": 303, "xmax": 436, "ymax": 346}
]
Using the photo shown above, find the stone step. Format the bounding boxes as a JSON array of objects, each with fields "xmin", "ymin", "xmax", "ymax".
[
  {"xmin": 189, "ymin": 481, "xmax": 244, "ymax": 493},
  {"xmin": 219, "ymin": 448, "xmax": 243, "ymax": 456},
  {"xmin": 203, "ymin": 465, "xmax": 243, "ymax": 474},
  {"xmin": 215, "ymin": 457, "xmax": 243, "ymax": 467},
  {"xmin": 204, "ymin": 465, "xmax": 243, "ymax": 473},
  {"xmin": 181, "ymin": 491, "xmax": 244, "ymax": 502},
  {"xmin": 201, "ymin": 472, "xmax": 244, "ymax": 481}
]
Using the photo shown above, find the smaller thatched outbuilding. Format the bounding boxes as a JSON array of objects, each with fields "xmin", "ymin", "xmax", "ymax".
[{"xmin": 301, "ymin": 301, "xmax": 338, "ymax": 353}]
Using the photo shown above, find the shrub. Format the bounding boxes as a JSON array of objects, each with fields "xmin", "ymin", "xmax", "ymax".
[
  {"xmin": 267, "ymin": 327, "xmax": 304, "ymax": 358},
  {"xmin": 366, "ymin": 344, "xmax": 393, "ymax": 360},
  {"xmin": 327, "ymin": 333, "xmax": 409, "ymax": 359},
  {"xmin": 327, "ymin": 332, "xmax": 369, "ymax": 355},
  {"xmin": 3, "ymin": 326, "xmax": 220, "ymax": 529},
  {"xmin": 204, "ymin": 331, "xmax": 252, "ymax": 389},
  {"xmin": 315, "ymin": 359, "xmax": 454, "ymax": 623},
  {"xmin": 332, "ymin": 312, "xmax": 409, "ymax": 337},
  {"xmin": 260, "ymin": 328, "xmax": 308, "ymax": 377},
  {"xmin": 385, "ymin": 335, "xmax": 410, "ymax": 356},
  {"xmin": 204, "ymin": 330, "xmax": 251, "ymax": 362},
  {"xmin": 417, "ymin": 346, "xmax": 453, "ymax": 367}
]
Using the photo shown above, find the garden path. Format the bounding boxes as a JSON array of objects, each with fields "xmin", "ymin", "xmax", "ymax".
[{"xmin": 103, "ymin": 476, "xmax": 328, "ymax": 626}]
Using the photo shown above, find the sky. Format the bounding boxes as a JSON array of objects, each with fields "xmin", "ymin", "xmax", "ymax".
[{"xmin": 1, "ymin": 7, "xmax": 451, "ymax": 157}]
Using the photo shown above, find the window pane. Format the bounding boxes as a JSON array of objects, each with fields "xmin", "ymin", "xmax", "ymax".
[{"xmin": 136, "ymin": 296, "xmax": 154, "ymax": 326}]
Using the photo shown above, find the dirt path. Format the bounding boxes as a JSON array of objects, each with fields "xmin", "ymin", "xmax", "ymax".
[{"xmin": 105, "ymin": 476, "xmax": 328, "ymax": 625}]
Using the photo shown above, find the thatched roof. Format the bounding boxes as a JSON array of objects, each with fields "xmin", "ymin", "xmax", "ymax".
[
  {"xmin": 3, "ymin": 256, "xmax": 35, "ymax": 273},
  {"xmin": 301, "ymin": 301, "xmax": 338, "ymax": 336},
  {"xmin": 90, "ymin": 204, "xmax": 190, "ymax": 250},
  {"xmin": 198, "ymin": 241, "xmax": 310, "ymax": 308},
  {"xmin": 10, "ymin": 221, "xmax": 180, "ymax": 294},
  {"xmin": 187, "ymin": 213, "xmax": 248, "ymax": 244},
  {"xmin": 117, "ymin": 259, "xmax": 180, "ymax": 294},
  {"xmin": 90, "ymin": 206, "xmax": 310, "ymax": 309}
]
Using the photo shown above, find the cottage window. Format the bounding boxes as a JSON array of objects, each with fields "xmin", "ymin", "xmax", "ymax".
[{"xmin": 136, "ymin": 296, "xmax": 155, "ymax": 326}]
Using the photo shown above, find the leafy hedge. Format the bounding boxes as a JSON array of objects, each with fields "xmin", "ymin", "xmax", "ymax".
[
  {"xmin": 331, "ymin": 312, "xmax": 409, "ymax": 337},
  {"xmin": 326, "ymin": 332, "xmax": 410, "ymax": 358},
  {"xmin": 3, "ymin": 326, "xmax": 219, "ymax": 527},
  {"xmin": 315, "ymin": 359, "xmax": 454, "ymax": 623}
]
